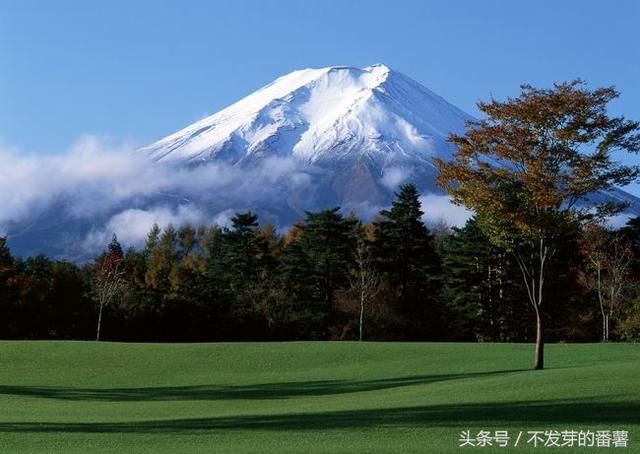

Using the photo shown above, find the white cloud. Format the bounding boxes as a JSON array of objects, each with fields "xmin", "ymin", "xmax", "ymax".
[
  {"xmin": 0, "ymin": 136, "xmax": 319, "ymax": 249},
  {"xmin": 211, "ymin": 209, "xmax": 237, "ymax": 228},
  {"xmin": 0, "ymin": 135, "xmax": 477, "ymax": 254},
  {"xmin": 380, "ymin": 166, "xmax": 412, "ymax": 190},
  {"xmin": 419, "ymin": 194, "xmax": 473, "ymax": 227},
  {"xmin": 82, "ymin": 205, "xmax": 210, "ymax": 251}
]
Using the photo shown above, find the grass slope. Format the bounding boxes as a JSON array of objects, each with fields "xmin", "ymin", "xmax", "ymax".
[{"xmin": 0, "ymin": 342, "xmax": 638, "ymax": 453}]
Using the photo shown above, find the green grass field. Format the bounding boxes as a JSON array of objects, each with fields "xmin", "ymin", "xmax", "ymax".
[{"xmin": 0, "ymin": 342, "xmax": 637, "ymax": 453}]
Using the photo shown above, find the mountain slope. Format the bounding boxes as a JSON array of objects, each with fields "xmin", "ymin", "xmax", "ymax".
[
  {"xmin": 140, "ymin": 64, "xmax": 640, "ymax": 213},
  {"xmin": 139, "ymin": 64, "xmax": 477, "ymax": 206},
  {"xmin": 140, "ymin": 64, "xmax": 471, "ymax": 164}
]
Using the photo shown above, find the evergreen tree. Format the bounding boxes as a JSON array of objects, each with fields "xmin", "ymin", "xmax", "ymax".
[
  {"xmin": 143, "ymin": 224, "xmax": 161, "ymax": 258},
  {"xmin": 0, "ymin": 237, "xmax": 13, "ymax": 285},
  {"xmin": 215, "ymin": 212, "xmax": 264, "ymax": 288},
  {"xmin": 206, "ymin": 212, "xmax": 271, "ymax": 338},
  {"xmin": 107, "ymin": 234, "xmax": 124, "ymax": 258},
  {"xmin": 277, "ymin": 233, "xmax": 318, "ymax": 338},
  {"xmin": 279, "ymin": 208, "xmax": 357, "ymax": 338},
  {"xmin": 373, "ymin": 184, "xmax": 441, "ymax": 339},
  {"xmin": 49, "ymin": 261, "xmax": 93, "ymax": 339},
  {"xmin": 0, "ymin": 238, "xmax": 19, "ymax": 337},
  {"xmin": 18, "ymin": 255, "xmax": 54, "ymax": 338},
  {"xmin": 442, "ymin": 217, "xmax": 524, "ymax": 341}
]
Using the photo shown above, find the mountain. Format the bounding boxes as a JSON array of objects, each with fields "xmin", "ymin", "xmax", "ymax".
[
  {"xmin": 139, "ymin": 64, "xmax": 473, "ymax": 205},
  {"xmin": 6, "ymin": 64, "xmax": 640, "ymax": 259},
  {"xmin": 140, "ymin": 63, "xmax": 640, "ymax": 215},
  {"xmin": 142, "ymin": 64, "xmax": 470, "ymax": 164}
]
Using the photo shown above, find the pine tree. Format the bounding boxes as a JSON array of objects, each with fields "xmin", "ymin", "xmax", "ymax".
[
  {"xmin": 143, "ymin": 224, "xmax": 161, "ymax": 259},
  {"xmin": 205, "ymin": 212, "xmax": 272, "ymax": 338},
  {"xmin": 0, "ymin": 238, "xmax": 19, "ymax": 337},
  {"xmin": 277, "ymin": 238, "xmax": 317, "ymax": 338},
  {"xmin": 219, "ymin": 212, "xmax": 263, "ymax": 288},
  {"xmin": 279, "ymin": 208, "xmax": 357, "ymax": 338},
  {"xmin": 0, "ymin": 237, "xmax": 15, "ymax": 302},
  {"xmin": 373, "ymin": 184, "xmax": 441, "ymax": 339},
  {"xmin": 442, "ymin": 217, "xmax": 523, "ymax": 341}
]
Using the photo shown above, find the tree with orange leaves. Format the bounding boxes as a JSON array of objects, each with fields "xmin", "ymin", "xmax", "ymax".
[{"xmin": 435, "ymin": 80, "xmax": 640, "ymax": 369}]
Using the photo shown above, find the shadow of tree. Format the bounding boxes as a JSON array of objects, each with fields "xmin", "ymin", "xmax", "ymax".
[
  {"xmin": 0, "ymin": 399, "xmax": 637, "ymax": 433},
  {"xmin": 0, "ymin": 369, "xmax": 526, "ymax": 402}
]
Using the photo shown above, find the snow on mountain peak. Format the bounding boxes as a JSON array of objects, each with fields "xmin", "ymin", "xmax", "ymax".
[{"xmin": 140, "ymin": 64, "xmax": 473, "ymax": 166}]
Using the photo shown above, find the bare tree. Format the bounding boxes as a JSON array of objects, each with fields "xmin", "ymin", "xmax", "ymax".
[
  {"xmin": 582, "ymin": 223, "xmax": 634, "ymax": 341},
  {"xmin": 350, "ymin": 239, "xmax": 379, "ymax": 341},
  {"xmin": 430, "ymin": 217, "xmax": 452, "ymax": 252}
]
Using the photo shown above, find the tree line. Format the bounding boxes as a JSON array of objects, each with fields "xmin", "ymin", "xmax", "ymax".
[{"xmin": 1, "ymin": 184, "xmax": 639, "ymax": 344}]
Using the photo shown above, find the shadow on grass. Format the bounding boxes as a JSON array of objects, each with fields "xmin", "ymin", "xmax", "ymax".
[
  {"xmin": 0, "ymin": 369, "xmax": 525, "ymax": 402},
  {"xmin": 0, "ymin": 399, "xmax": 638, "ymax": 433}
]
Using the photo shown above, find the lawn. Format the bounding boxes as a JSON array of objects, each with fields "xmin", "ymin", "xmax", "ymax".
[{"xmin": 0, "ymin": 341, "xmax": 637, "ymax": 453}]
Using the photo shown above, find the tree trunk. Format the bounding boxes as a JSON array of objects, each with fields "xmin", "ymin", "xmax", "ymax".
[
  {"xmin": 597, "ymin": 266, "xmax": 606, "ymax": 342},
  {"xmin": 534, "ymin": 311, "xmax": 544, "ymax": 370},
  {"xmin": 359, "ymin": 290, "xmax": 364, "ymax": 342},
  {"xmin": 510, "ymin": 240, "xmax": 550, "ymax": 370},
  {"xmin": 96, "ymin": 302, "xmax": 104, "ymax": 341}
]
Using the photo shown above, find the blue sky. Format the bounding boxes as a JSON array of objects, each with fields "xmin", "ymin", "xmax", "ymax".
[{"xmin": 1, "ymin": 0, "xmax": 639, "ymax": 155}]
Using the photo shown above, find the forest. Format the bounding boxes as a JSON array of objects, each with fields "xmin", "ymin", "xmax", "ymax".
[{"xmin": 1, "ymin": 182, "xmax": 640, "ymax": 344}]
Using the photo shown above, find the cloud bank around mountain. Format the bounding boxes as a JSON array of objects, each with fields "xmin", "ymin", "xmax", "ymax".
[{"xmin": 1, "ymin": 136, "xmax": 472, "ymax": 254}]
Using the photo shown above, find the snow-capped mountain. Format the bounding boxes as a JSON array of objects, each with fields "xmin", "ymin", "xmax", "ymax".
[
  {"xmin": 6, "ymin": 64, "xmax": 640, "ymax": 259},
  {"xmin": 139, "ymin": 64, "xmax": 474, "ymax": 205},
  {"xmin": 141, "ymin": 64, "xmax": 471, "ymax": 165},
  {"xmin": 140, "ymin": 63, "xmax": 640, "ymax": 212}
]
